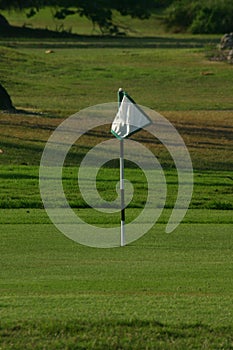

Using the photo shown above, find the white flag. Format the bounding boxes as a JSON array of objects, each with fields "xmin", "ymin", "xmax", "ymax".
[{"xmin": 111, "ymin": 94, "xmax": 152, "ymax": 140}]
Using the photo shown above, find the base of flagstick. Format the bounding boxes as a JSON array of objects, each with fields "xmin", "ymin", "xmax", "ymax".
[{"xmin": 120, "ymin": 221, "xmax": 125, "ymax": 247}]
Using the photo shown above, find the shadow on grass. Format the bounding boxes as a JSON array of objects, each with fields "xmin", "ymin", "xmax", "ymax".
[{"xmin": 0, "ymin": 24, "xmax": 219, "ymax": 49}]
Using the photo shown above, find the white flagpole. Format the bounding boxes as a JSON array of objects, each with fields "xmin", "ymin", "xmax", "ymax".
[
  {"xmin": 120, "ymin": 138, "xmax": 125, "ymax": 246},
  {"xmin": 111, "ymin": 89, "xmax": 152, "ymax": 246},
  {"xmin": 118, "ymin": 88, "xmax": 125, "ymax": 246}
]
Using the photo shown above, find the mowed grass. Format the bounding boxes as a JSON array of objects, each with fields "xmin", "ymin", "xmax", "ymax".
[
  {"xmin": 1, "ymin": 209, "xmax": 233, "ymax": 349},
  {"xmin": 0, "ymin": 166, "xmax": 233, "ymax": 211},
  {"xmin": 1, "ymin": 38, "xmax": 231, "ymax": 115},
  {"xmin": 0, "ymin": 165, "xmax": 233, "ymax": 348},
  {"xmin": 0, "ymin": 19, "xmax": 233, "ymax": 348}
]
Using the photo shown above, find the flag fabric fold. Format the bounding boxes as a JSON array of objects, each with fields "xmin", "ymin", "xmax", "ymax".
[{"xmin": 111, "ymin": 94, "xmax": 152, "ymax": 140}]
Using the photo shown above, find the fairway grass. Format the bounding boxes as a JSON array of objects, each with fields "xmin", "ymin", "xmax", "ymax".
[
  {"xmin": 0, "ymin": 166, "xmax": 233, "ymax": 348},
  {"xmin": 0, "ymin": 22, "xmax": 233, "ymax": 348},
  {"xmin": 0, "ymin": 166, "xmax": 233, "ymax": 210},
  {"xmin": 1, "ymin": 211, "xmax": 233, "ymax": 349},
  {"xmin": 0, "ymin": 88, "xmax": 233, "ymax": 349},
  {"xmin": 1, "ymin": 40, "xmax": 232, "ymax": 115}
]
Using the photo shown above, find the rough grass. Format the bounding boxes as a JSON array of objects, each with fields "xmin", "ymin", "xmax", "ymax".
[
  {"xmin": 0, "ymin": 7, "xmax": 221, "ymax": 38},
  {"xmin": 1, "ymin": 319, "xmax": 233, "ymax": 349},
  {"xmin": 2, "ymin": 7, "xmax": 163, "ymax": 36},
  {"xmin": 0, "ymin": 109, "xmax": 233, "ymax": 170}
]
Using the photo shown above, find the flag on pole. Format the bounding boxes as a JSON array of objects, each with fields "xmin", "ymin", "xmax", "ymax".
[
  {"xmin": 111, "ymin": 89, "xmax": 152, "ymax": 247},
  {"xmin": 111, "ymin": 93, "xmax": 152, "ymax": 140}
]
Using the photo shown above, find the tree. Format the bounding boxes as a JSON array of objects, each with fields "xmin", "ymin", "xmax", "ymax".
[
  {"xmin": 52, "ymin": 0, "xmax": 161, "ymax": 34},
  {"xmin": 0, "ymin": 0, "xmax": 163, "ymax": 34}
]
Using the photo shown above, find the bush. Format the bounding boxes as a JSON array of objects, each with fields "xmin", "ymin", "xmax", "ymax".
[
  {"xmin": 164, "ymin": 0, "xmax": 233, "ymax": 34},
  {"xmin": 164, "ymin": 0, "xmax": 200, "ymax": 32},
  {"xmin": 191, "ymin": 1, "xmax": 233, "ymax": 34}
]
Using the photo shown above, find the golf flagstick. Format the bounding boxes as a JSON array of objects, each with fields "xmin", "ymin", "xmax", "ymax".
[
  {"xmin": 111, "ymin": 88, "xmax": 152, "ymax": 247},
  {"xmin": 118, "ymin": 88, "xmax": 125, "ymax": 247}
]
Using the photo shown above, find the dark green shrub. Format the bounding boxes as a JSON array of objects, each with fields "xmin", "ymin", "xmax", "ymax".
[
  {"xmin": 191, "ymin": 1, "xmax": 233, "ymax": 33},
  {"xmin": 164, "ymin": 0, "xmax": 200, "ymax": 32},
  {"xmin": 164, "ymin": 0, "xmax": 233, "ymax": 34}
]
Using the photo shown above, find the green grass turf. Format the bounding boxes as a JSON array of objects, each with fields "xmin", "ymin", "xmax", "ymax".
[
  {"xmin": 0, "ymin": 14, "xmax": 233, "ymax": 348},
  {"xmin": 0, "ymin": 7, "xmax": 220, "ymax": 38},
  {"xmin": 1, "ymin": 39, "xmax": 231, "ymax": 115},
  {"xmin": 0, "ymin": 209, "xmax": 233, "ymax": 349},
  {"xmin": 0, "ymin": 165, "xmax": 233, "ymax": 347},
  {"xmin": 0, "ymin": 109, "xmax": 233, "ymax": 170},
  {"xmin": 0, "ymin": 166, "xmax": 233, "ymax": 210},
  {"xmin": 1, "ymin": 8, "xmax": 166, "ymax": 37}
]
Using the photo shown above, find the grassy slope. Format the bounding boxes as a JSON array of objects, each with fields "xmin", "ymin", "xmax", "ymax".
[
  {"xmin": 1, "ymin": 43, "xmax": 231, "ymax": 114},
  {"xmin": 1, "ymin": 109, "xmax": 233, "ymax": 170},
  {"xmin": 0, "ymin": 44, "xmax": 233, "ymax": 171},
  {"xmin": 0, "ymin": 10, "xmax": 233, "ymax": 349},
  {"xmin": 0, "ymin": 8, "xmax": 190, "ymax": 37}
]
